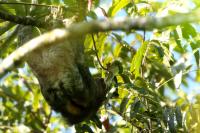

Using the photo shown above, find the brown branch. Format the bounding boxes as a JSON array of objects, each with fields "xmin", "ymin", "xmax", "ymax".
[{"xmin": 0, "ymin": 10, "xmax": 200, "ymax": 78}]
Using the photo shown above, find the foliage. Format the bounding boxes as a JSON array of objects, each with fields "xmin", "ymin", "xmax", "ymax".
[{"xmin": 0, "ymin": 0, "xmax": 200, "ymax": 133}]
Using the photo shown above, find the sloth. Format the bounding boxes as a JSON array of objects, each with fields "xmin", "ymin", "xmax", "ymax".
[
  {"xmin": 17, "ymin": 0, "xmax": 107, "ymax": 124},
  {"xmin": 18, "ymin": 21, "xmax": 106, "ymax": 124}
]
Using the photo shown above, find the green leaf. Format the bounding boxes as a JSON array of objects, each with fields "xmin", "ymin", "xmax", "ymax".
[
  {"xmin": 75, "ymin": 124, "xmax": 94, "ymax": 133},
  {"xmin": 120, "ymin": 95, "xmax": 129, "ymax": 113},
  {"xmin": 114, "ymin": 43, "xmax": 122, "ymax": 57},
  {"xmin": 130, "ymin": 98, "xmax": 140, "ymax": 118},
  {"xmin": 148, "ymin": 40, "xmax": 165, "ymax": 61},
  {"xmin": 84, "ymin": 34, "xmax": 94, "ymax": 50},
  {"xmin": 96, "ymin": 33, "xmax": 107, "ymax": 56},
  {"xmin": 110, "ymin": 60, "xmax": 123, "ymax": 74},
  {"xmin": 0, "ymin": 4, "xmax": 16, "ymax": 15},
  {"xmin": 119, "ymin": 73, "xmax": 131, "ymax": 83},
  {"xmin": 175, "ymin": 106, "xmax": 183, "ymax": 128},
  {"xmin": 87, "ymin": 11, "xmax": 98, "ymax": 19},
  {"xmin": 52, "ymin": 0, "xmax": 60, "ymax": 4},
  {"xmin": 163, "ymin": 107, "xmax": 169, "ymax": 127},
  {"xmin": 130, "ymin": 42, "xmax": 147, "ymax": 78},
  {"xmin": 82, "ymin": 124, "xmax": 94, "ymax": 133},
  {"xmin": 108, "ymin": 0, "xmax": 131, "ymax": 17},
  {"xmin": 91, "ymin": 115, "xmax": 102, "ymax": 129},
  {"xmin": 0, "ymin": 22, "xmax": 15, "ymax": 36},
  {"xmin": 168, "ymin": 108, "xmax": 176, "ymax": 133},
  {"xmin": 190, "ymin": 41, "xmax": 200, "ymax": 67},
  {"xmin": 172, "ymin": 30, "xmax": 184, "ymax": 53},
  {"xmin": 196, "ymin": 70, "xmax": 200, "ymax": 82},
  {"xmin": 0, "ymin": 26, "xmax": 18, "ymax": 58},
  {"xmin": 181, "ymin": 24, "xmax": 197, "ymax": 39},
  {"xmin": 32, "ymin": 91, "xmax": 40, "ymax": 112},
  {"xmin": 1, "ymin": 85, "xmax": 19, "ymax": 101}
]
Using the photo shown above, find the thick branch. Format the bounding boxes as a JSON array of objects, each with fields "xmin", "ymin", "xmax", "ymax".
[{"xmin": 0, "ymin": 10, "xmax": 200, "ymax": 77}]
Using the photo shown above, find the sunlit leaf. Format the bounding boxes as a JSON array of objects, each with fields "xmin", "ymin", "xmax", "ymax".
[
  {"xmin": 108, "ymin": 0, "xmax": 131, "ymax": 17},
  {"xmin": 181, "ymin": 24, "xmax": 197, "ymax": 39},
  {"xmin": 174, "ymin": 71, "xmax": 182, "ymax": 89},
  {"xmin": 130, "ymin": 41, "xmax": 147, "ymax": 78}
]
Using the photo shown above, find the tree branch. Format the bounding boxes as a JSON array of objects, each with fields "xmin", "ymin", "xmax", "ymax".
[
  {"xmin": 0, "ymin": 1, "xmax": 58, "ymax": 7},
  {"xmin": 0, "ymin": 11, "xmax": 47, "ymax": 28},
  {"xmin": 0, "ymin": 10, "xmax": 200, "ymax": 78}
]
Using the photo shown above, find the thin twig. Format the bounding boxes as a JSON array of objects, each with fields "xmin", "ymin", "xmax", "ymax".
[
  {"xmin": 91, "ymin": 34, "xmax": 108, "ymax": 70},
  {"xmin": 111, "ymin": 33, "xmax": 136, "ymax": 54}
]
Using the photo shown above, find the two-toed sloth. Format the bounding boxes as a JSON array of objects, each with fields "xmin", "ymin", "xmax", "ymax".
[{"xmin": 18, "ymin": 23, "xmax": 106, "ymax": 124}]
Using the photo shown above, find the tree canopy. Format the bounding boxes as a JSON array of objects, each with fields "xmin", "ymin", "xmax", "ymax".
[{"xmin": 0, "ymin": 0, "xmax": 200, "ymax": 133}]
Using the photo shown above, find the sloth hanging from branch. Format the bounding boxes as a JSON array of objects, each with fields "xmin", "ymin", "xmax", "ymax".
[{"xmin": 17, "ymin": 0, "xmax": 108, "ymax": 124}]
